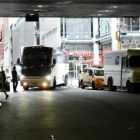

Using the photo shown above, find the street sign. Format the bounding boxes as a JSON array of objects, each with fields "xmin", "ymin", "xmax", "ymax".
[{"xmin": 121, "ymin": 32, "xmax": 127, "ymax": 35}]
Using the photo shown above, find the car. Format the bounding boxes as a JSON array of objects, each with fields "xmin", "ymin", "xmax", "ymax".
[{"xmin": 79, "ymin": 67, "xmax": 104, "ymax": 90}]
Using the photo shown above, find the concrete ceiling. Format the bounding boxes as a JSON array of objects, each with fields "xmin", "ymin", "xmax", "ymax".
[{"xmin": 0, "ymin": 0, "xmax": 140, "ymax": 17}]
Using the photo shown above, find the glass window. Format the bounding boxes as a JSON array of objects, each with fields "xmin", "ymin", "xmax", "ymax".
[
  {"xmin": 125, "ymin": 17, "xmax": 139, "ymax": 31},
  {"xmin": 94, "ymin": 70, "xmax": 104, "ymax": 76},
  {"xmin": 129, "ymin": 56, "xmax": 140, "ymax": 67},
  {"xmin": 65, "ymin": 18, "xmax": 92, "ymax": 40},
  {"xmin": 83, "ymin": 69, "xmax": 87, "ymax": 73},
  {"xmin": 88, "ymin": 69, "xmax": 93, "ymax": 75},
  {"xmin": 132, "ymin": 18, "xmax": 139, "ymax": 30},
  {"xmin": 99, "ymin": 18, "xmax": 111, "ymax": 37}
]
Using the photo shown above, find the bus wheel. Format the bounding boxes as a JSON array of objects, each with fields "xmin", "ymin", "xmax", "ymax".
[
  {"xmin": 23, "ymin": 86, "xmax": 29, "ymax": 90},
  {"xmin": 52, "ymin": 78, "xmax": 56, "ymax": 89}
]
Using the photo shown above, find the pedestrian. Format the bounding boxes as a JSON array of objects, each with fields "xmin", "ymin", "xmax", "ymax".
[
  {"xmin": 0, "ymin": 71, "xmax": 9, "ymax": 99},
  {"xmin": 12, "ymin": 66, "xmax": 18, "ymax": 92}
]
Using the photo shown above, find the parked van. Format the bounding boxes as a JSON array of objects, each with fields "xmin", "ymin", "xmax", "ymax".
[{"xmin": 104, "ymin": 48, "xmax": 140, "ymax": 92}]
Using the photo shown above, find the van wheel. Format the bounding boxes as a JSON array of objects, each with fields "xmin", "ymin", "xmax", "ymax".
[
  {"xmin": 92, "ymin": 81, "xmax": 95, "ymax": 90},
  {"xmin": 52, "ymin": 78, "xmax": 56, "ymax": 90},
  {"xmin": 108, "ymin": 79, "xmax": 114, "ymax": 91},
  {"xmin": 81, "ymin": 81, "xmax": 85, "ymax": 89},
  {"xmin": 108, "ymin": 79, "xmax": 116, "ymax": 91},
  {"xmin": 126, "ymin": 81, "xmax": 133, "ymax": 93}
]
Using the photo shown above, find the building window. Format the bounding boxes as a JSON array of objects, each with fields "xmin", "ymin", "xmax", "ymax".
[
  {"xmin": 125, "ymin": 17, "xmax": 139, "ymax": 31},
  {"xmin": 65, "ymin": 18, "xmax": 92, "ymax": 40},
  {"xmin": 132, "ymin": 18, "xmax": 139, "ymax": 30},
  {"xmin": 99, "ymin": 18, "xmax": 111, "ymax": 37}
]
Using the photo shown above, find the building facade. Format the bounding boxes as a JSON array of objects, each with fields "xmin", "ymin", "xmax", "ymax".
[
  {"xmin": 39, "ymin": 18, "xmax": 94, "ymax": 78},
  {"xmin": 2, "ymin": 17, "xmax": 140, "ymax": 79},
  {"xmin": 96, "ymin": 17, "xmax": 140, "ymax": 65}
]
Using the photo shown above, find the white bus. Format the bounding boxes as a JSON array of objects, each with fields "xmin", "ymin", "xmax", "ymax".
[{"xmin": 18, "ymin": 45, "xmax": 69, "ymax": 90}]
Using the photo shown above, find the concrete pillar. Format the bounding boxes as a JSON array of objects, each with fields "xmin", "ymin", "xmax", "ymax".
[
  {"xmin": 93, "ymin": 18, "xmax": 99, "ymax": 65},
  {"xmin": 111, "ymin": 18, "xmax": 119, "ymax": 51}
]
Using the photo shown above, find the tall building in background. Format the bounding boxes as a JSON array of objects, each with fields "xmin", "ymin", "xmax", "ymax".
[
  {"xmin": 40, "ymin": 18, "xmax": 94, "ymax": 78},
  {"xmin": 3, "ymin": 18, "xmax": 11, "ymax": 75},
  {"xmin": 3, "ymin": 18, "xmax": 37, "ymax": 76},
  {"xmin": 10, "ymin": 18, "xmax": 36, "ymax": 65},
  {"xmin": 96, "ymin": 17, "xmax": 140, "ymax": 65}
]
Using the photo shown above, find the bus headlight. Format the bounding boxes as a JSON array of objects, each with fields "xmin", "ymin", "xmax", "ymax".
[
  {"xmin": 23, "ymin": 82, "xmax": 27, "ymax": 86},
  {"xmin": 42, "ymin": 82, "xmax": 47, "ymax": 87},
  {"xmin": 46, "ymin": 75, "xmax": 51, "ymax": 80}
]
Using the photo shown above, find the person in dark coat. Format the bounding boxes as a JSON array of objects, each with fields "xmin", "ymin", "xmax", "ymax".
[
  {"xmin": 0, "ymin": 71, "xmax": 9, "ymax": 99},
  {"xmin": 12, "ymin": 66, "xmax": 18, "ymax": 92}
]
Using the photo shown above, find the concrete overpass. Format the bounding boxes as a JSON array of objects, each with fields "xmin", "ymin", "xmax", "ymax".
[{"xmin": 0, "ymin": 0, "xmax": 140, "ymax": 17}]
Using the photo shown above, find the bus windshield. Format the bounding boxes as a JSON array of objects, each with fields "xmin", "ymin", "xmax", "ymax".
[
  {"xmin": 22, "ymin": 47, "xmax": 53, "ymax": 67},
  {"xmin": 21, "ymin": 47, "xmax": 53, "ymax": 76}
]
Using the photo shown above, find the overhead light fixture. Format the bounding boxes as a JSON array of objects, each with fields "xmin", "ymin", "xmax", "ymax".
[
  {"xmin": 26, "ymin": 13, "xmax": 39, "ymax": 22},
  {"xmin": 104, "ymin": 10, "xmax": 110, "ymax": 12},
  {"xmin": 29, "ymin": 13, "xmax": 35, "ymax": 16},
  {"xmin": 38, "ymin": 5, "xmax": 43, "ymax": 8},
  {"xmin": 57, "ymin": 1, "xmax": 72, "ymax": 4},
  {"xmin": 97, "ymin": 14, "xmax": 103, "ymax": 16},
  {"xmin": 33, "ymin": 9, "xmax": 39, "ymax": 12},
  {"xmin": 112, "ymin": 5, "xmax": 118, "ymax": 8},
  {"xmin": 132, "ymin": 20, "xmax": 136, "ymax": 23},
  {"xmin": 98, "ymin": 10, "xmax": 111, "ymax": 13}
]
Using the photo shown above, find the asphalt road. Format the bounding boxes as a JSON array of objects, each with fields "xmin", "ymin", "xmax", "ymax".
[{"xmin": 0, "ymin": 86, "xmax": 140, "ymax": 140}]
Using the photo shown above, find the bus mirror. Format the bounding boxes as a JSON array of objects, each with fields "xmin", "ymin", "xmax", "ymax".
[
  {"xmin": 53, "ymin": 58, "xmax": 56, "ymax": 65},
  {"xmin": 17, "ymin": 58, "xmax": 20, "ymax": 65}
]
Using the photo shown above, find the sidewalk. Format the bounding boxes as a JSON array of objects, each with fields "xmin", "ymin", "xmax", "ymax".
[{"xmin": 68, "ymin": 78, "xmax": 78, "ymax": 87}]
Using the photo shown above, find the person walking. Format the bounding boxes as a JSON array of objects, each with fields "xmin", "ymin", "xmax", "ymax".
[
  {"xmin": 0, "ymin": 71, "xmax": 9, "ymax": 99},
  {"xmin": 12, "ymin": 66, "xmax": 18, "ymax": 92}
]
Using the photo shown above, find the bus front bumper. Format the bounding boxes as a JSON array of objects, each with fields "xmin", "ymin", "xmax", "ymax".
[{"xmin": 21, "ymin": 79, "xmax": 51, "ymax": 88}]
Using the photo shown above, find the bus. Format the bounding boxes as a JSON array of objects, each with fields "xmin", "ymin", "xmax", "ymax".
[{"xmin": 18, "ymin": 45, "xmax": 69, "ymax": 90}]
